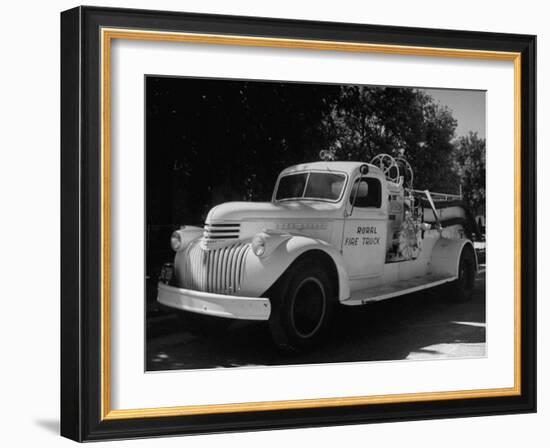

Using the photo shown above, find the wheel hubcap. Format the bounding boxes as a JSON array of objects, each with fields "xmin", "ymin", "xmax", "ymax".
[{"xmin": 290, "ymin": 277, "xmax": 326, "ymax": 339}]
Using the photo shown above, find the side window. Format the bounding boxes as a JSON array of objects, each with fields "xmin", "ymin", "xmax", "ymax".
[{"xmin": 349, "ymin": 177, "xmax": 382, "ymax": 208}]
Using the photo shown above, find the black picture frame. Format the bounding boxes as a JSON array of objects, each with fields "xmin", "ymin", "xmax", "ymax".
[{"xmin": 61, "ymin": 6, "xmax": 536, "ymax": 442}]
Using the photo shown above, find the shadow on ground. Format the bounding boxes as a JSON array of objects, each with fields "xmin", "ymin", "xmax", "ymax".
[
  {"xmin": 34, "ymin": 419, "xmax": 59, "ymax": 435},
  {"xmin": 146, "ymin": 274, "xmax": 486, "ymax": 370}
]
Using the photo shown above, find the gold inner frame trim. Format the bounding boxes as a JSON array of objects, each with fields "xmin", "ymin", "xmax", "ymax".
[{"xmin": 100, "ymin": 27, "xmax": 522, "ymax": 421}]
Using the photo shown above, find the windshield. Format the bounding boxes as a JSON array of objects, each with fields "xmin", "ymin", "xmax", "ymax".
[{"xmin": 275, "ymin": 172, "xmax": 346, "ymax": 202}]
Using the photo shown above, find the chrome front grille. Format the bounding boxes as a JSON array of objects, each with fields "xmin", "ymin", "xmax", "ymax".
[
  {"xmin": 180, "ymin": 242, "xmax": 250, "ymax": 295},
  {"xmin": 203, "ymin": 223, "xmax": 241, "ymax": 241}
]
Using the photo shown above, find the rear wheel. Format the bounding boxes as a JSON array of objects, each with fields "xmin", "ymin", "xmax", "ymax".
[
  {"xmin": 448, "ymin": 246, "xmax": 476, "ymax": 302},
  {"xmin": 268, "ymin": 259, "xmax": 335, "ymax": 352}
]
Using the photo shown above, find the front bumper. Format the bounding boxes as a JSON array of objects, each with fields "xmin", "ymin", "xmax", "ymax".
[{"xmin": 157, "ymin": 282, "xmax": 271, "ymax": 321}]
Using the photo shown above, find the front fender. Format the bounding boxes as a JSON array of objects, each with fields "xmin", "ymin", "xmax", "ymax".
[
  {"xmin": 240, "ymin": 235, "xmax": 350, "ymax": 301},
  {"xmin": 430, "ymin": 238, "xmax": 477, "ymax": 277}
]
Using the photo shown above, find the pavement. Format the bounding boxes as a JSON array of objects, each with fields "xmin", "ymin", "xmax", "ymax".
[{"xmin": 146, "ymin": 271, "xmax": 486, "ymax": 371}]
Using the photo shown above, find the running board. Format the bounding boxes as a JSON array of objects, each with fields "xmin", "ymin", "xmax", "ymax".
[{"xmin": 341, "ymin": 274, "xmax": 457, "ymax": 306}]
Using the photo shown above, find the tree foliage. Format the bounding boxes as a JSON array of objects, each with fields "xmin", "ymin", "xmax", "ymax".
[
  {"xmin": 146, "ymin": 78, "xmax": 476, "ymax": 228},
  {"xmin": 322, "ymin": 86, "xmax": 459, "ymax": 193},
  {"xmin": 146, "ymin": 78, "xmax": 340, "ymax": 225},
  {"xmin": 453, "ymin": 132, "xmax": 486, "ymax": 215}
]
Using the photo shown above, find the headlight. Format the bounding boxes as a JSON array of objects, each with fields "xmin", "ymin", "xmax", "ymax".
[
  {"xmin": 159, "ymin": 263, "xmax": 174, "ymax": 284},
  {"xmin": 251, "ymin": 234, "xmax": 266, "ymax": 257},
  {"xmin": 170, "ymin": 231, "xmax": 183, "ymax": 251}
]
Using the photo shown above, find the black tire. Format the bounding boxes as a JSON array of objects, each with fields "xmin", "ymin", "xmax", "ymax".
[
  {"xmin": 448, "ymin": 246, "xmax": 476, "ymax": 302},
  {"xmin": 176, "ymin": 311, "xmax": 233, "ymax": 338},
  {"xmin": 268, "ymin": 258, "xmax": 335, "ymax": 352}
]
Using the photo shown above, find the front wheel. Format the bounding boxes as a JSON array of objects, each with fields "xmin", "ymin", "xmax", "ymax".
[{"xmin": 268, "ymin": 259, "xmax": 335, "ymax": 352}]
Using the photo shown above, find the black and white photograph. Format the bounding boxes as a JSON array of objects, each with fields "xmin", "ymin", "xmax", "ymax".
[{"xmin": 146, "ymin": 76, "xmax": 487, "ymax": 371}]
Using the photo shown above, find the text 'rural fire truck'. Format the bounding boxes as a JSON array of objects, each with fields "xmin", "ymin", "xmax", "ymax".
[{"xmin": 158, "ymin": 153, "xmax": 478, "ymax": 351}]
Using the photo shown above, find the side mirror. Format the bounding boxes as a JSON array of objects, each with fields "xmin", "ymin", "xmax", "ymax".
[
  {"xmin": 348, "ymin": 177, "xmax": 369, "ymax": 216},
  {"xmin": 360, "ymin": 164, "xmax": 369, "ymax": 175}
]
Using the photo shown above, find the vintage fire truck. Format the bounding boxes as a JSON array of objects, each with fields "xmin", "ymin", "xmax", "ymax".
[{"xmin": 158, "ymin": 154, "xmax": 478, "ymax": 351}]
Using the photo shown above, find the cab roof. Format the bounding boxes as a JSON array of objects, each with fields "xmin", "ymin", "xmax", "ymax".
[{"xmin": 279, "ymin": 161, "xmax": 382, "ymax": 177}]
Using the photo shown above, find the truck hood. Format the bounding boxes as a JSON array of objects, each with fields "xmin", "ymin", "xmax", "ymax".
[{"xmin": 206, "ymin": 201, "xmax": 343, "ymax": 223}]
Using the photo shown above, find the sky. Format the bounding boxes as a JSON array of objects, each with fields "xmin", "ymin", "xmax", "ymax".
[{"xmin": 423, "ymin": 88, "xmax": 486, "ymax": 140}]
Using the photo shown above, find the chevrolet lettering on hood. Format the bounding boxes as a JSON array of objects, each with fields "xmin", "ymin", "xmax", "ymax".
[
  {"xmin": 275, "ymin": 222, "xmax": 329, "ymax": 231},
  {"xmin": 158, "ymin": 154, "xmax": 478, "ymax": 352}
]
